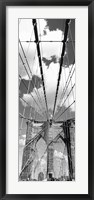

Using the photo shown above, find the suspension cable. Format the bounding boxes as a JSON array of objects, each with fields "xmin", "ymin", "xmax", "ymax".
[
  {"xmin": 66, "ymin": 44, "xmax": 75, "ymax": 99},
  {"xmin": 59, "ymin": 61, "xmax": 75, "ymax": 106},
  {"xmin": 32, "ymin": 19, "xmax": 49, "ymax": 120},
  {"xmin": 55, "ymin": 83, "xmax": 75, "ymax": 121},
  {"xmin": 53, "ymin": 19, "xmax": 71, "ymax": 117},
  {"xmin": 38, "ymin": 19, "xmax": 49, "ymax": 119},
  {"xmin": 19, "ymin": 77, "xmax": 32, "ymax": 134},
  {"xmin": 19, "ymin": 96, "xmax": 44, "ymax": 119},
  {"xmin": 19, "ymin": 75, "xmax": 47, "ymax": 118},
  {"xmin": 54, "ymin": 64, "xmax": 75, "ymax": 119},
  {"xmin": 19, "ymin": 40, "xmax": 47, "ymax": 117},
  {"xmin": 55, "ymin": 100, "xmax": 75, "ymax": 121},
  {"xmin": 19, "ymin": 113, "xmax": 32, "ymax": 121}
]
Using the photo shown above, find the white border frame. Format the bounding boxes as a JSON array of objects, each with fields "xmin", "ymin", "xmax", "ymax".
[{"xmin": 6, "ymin": 6, "xmax": 88, "ymax": 194}]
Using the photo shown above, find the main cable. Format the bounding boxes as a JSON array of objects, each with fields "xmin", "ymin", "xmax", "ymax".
[{"xmin": 32, "ymin": 19, "xmax": 49, "ymax": 120}]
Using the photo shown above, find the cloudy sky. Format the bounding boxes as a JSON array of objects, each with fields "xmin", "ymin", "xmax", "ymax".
[{"xmin": 19, "ymin": 19, "xmax": 75, "ymax": 176}]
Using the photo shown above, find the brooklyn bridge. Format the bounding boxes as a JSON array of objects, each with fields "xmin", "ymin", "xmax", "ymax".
[{"xmin": 19, "ymin": 18, "xmax": 75, "ymax": 181}]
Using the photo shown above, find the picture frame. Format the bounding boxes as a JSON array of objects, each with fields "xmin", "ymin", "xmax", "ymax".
[{"xmin": 0, "ymin": 0, "xmax": 94, "ymax": 199}]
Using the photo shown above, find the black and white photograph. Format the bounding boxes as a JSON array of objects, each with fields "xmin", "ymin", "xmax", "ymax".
[{"xmin": 18, "ymin": 18, "xmax": 75, "ymax": 181}]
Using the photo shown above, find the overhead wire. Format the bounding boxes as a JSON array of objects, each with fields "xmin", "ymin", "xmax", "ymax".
[
  {"xmin": 63, "ymin": 61, "xmax": 71, "ymax": 120},
  {"xmin": 65, "ymin": 22, "xmax": 75, "ymax": 112},
  {"xmin": 19, "ymin": 73, "xmax": 32, "ymax": 135},
  {"xmin": 58, "ymin": 62, "xmax": 75, "ymax": 106},
  {"xmin": 19, "ymin": 96, "xmax": 44, "ymax": 119},
  {"xmin": 19, "ymin": 53, "xmax": 47, "ymax": 118},
  {"xmin": 19, "ymin": 39, "xmax": 47, "ymax": 118},
  {"xmin": 55, "ymin": 100, "xmax": 75, "ymax": 121},
  {"xmin": 66, "ymin": 44, "xmax": 75, "ymax": 100},
  {"xmin": 19, "ymin": 75, "xmax": 46, "ymax": 118},
  {"xmin": 54, "ymin": 63, "xmax": 75, "ymax": 120}
]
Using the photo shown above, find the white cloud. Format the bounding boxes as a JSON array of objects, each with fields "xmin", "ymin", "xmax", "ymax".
[
  {"xmin": 43, "ymin": 62, "xmax": 59, "ymax": 91},
  {"xmin": 54, "ymin": 150, "xmax": 68, "ymax": 163},
  {"xmin": 20, "ymin": 97, "xmax": 27, "ymax": 107},
  {"xmin": 64, "ymin": 155, "xmax": 68, "ymax": 163},
  {"xmin": 22, "ymin": 88, "xmax": 46, "ymax": 111},
  {"xmin": 19, "ymin": 138, "xmax": 25, "ymax": 146},
  {"xmin": 22, "ymin": 134, "xmax": 26, "ymax": 139},
  {"xmin": 23, "ymin": 93, "xmax": 33, "ymax": 105},
  {"xmin": 54, "ymin": 150, "xmax": 64, "ymax": 159},
  {"xmin": 59, "ymin": 64, "xmax": 75, "ymax": 111},
  {"xmin": 42, "ymin": 28, "xmax": 63, "ymax": 41},
  {"xmin": 21, "ymin": 63, "xmax": 75, "ymax": 111},
  {"xmin": 37, "ymin": 19, "xmax": 47, "ymax": 36},
  {"xmin": 22, "ymin": 74, "xmax": 29, "ymax": 80},
  {"xmin": 40, "ymin": 159, "xmax": 46, "ymax": 166},
  {"xmin": 19, "ymin": 19, "xmax": 75, "ymax": 111},
  {"xmin": 40, "ymin": 30, "xmax": 63, "ymax": 60},
  {"xmin": 19, "ymin": 19, "xmax": 35, "ymax": 41},
  {"xmin": 19, "ymin": 19, "xmax": 63, "ymax": 78}
]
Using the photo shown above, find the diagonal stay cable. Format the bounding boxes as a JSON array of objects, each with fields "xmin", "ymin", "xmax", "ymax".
[
  {"xmin": 19, "ymin": 53, "xmax": 30, "ymax": 79},
  {"xmin": 19, "ymin": 40, "xmax": 47, "ymax": 118},
  {"xmin": 19, "ymin": 74, "xmax": 46, "ymax": 118},
  {"xmin": 32, "ymin": 19, "xmax": 49, "ymax": 120},
  {"xmin": 19, "ymin": 125, "xmax": 47, "ymax": 176},
  {"xmin": 19, "ymin": 65, "xmax": 44, "ymax": 117},
  {"xmin": 19, "ymin": 75, "xmax": 31, "ymax": 135},
  {"xmin": 19, "ymin": 53, "xmax": 44, "ymax": 119},
  {"xmin": 20, "ymin": 126, "xmax": 47, "ymax": 176},
  {"xmin": 55, "ymin": 83, "xmax": 75, "ymax": 120},
  {"xmin": 26, "ymin": 21, "xmax": 34, "ymax": 55},
  {"xmin": 61, "ymin": 83, "xmax": 75, "ymax": 108},
  {"xmin": 19, "ymin": 96, "xmax": 44, "ymax": 119},
  {"xmin": 24, "ymin": 123, "xmax": 48, "ymax": 149},
  {"xmin": 59, "ymin": 61, "xmax": 75, "ymax": 105},
  {"xmin": 19, "ymin": 54, "xmax": 46, "ymax": 118},
  {"xmin": 55, "ymin": 100, "xmax": 75, "ymax": 121},
  {"xmin": 53, "ymin": 19, "xmax": 71, "ymax": 117},
  {"xmin": 55, "ymin": 63, "xmax": 75, "ymax": 118},
  {"xmin": 19, "ymin": 40, "xmax": 45, "ymax": 109},
  {"xmin": 20, "ymin": 152, "xmax": 35, "ymax": 177},
  {"xmin": 19, "ymin": 113, "xmax": 33, "ymax": 121},
  {"xmin": 19, "ymin": 112, "xmax": 46, "ymax": 124},
  {"xmin": 66, "ymin": 43, "xmax": 75, "ymax": 101},
  {"xmin": 69, "ymin": 23, "xmax": 75, "ymax": 56}
]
